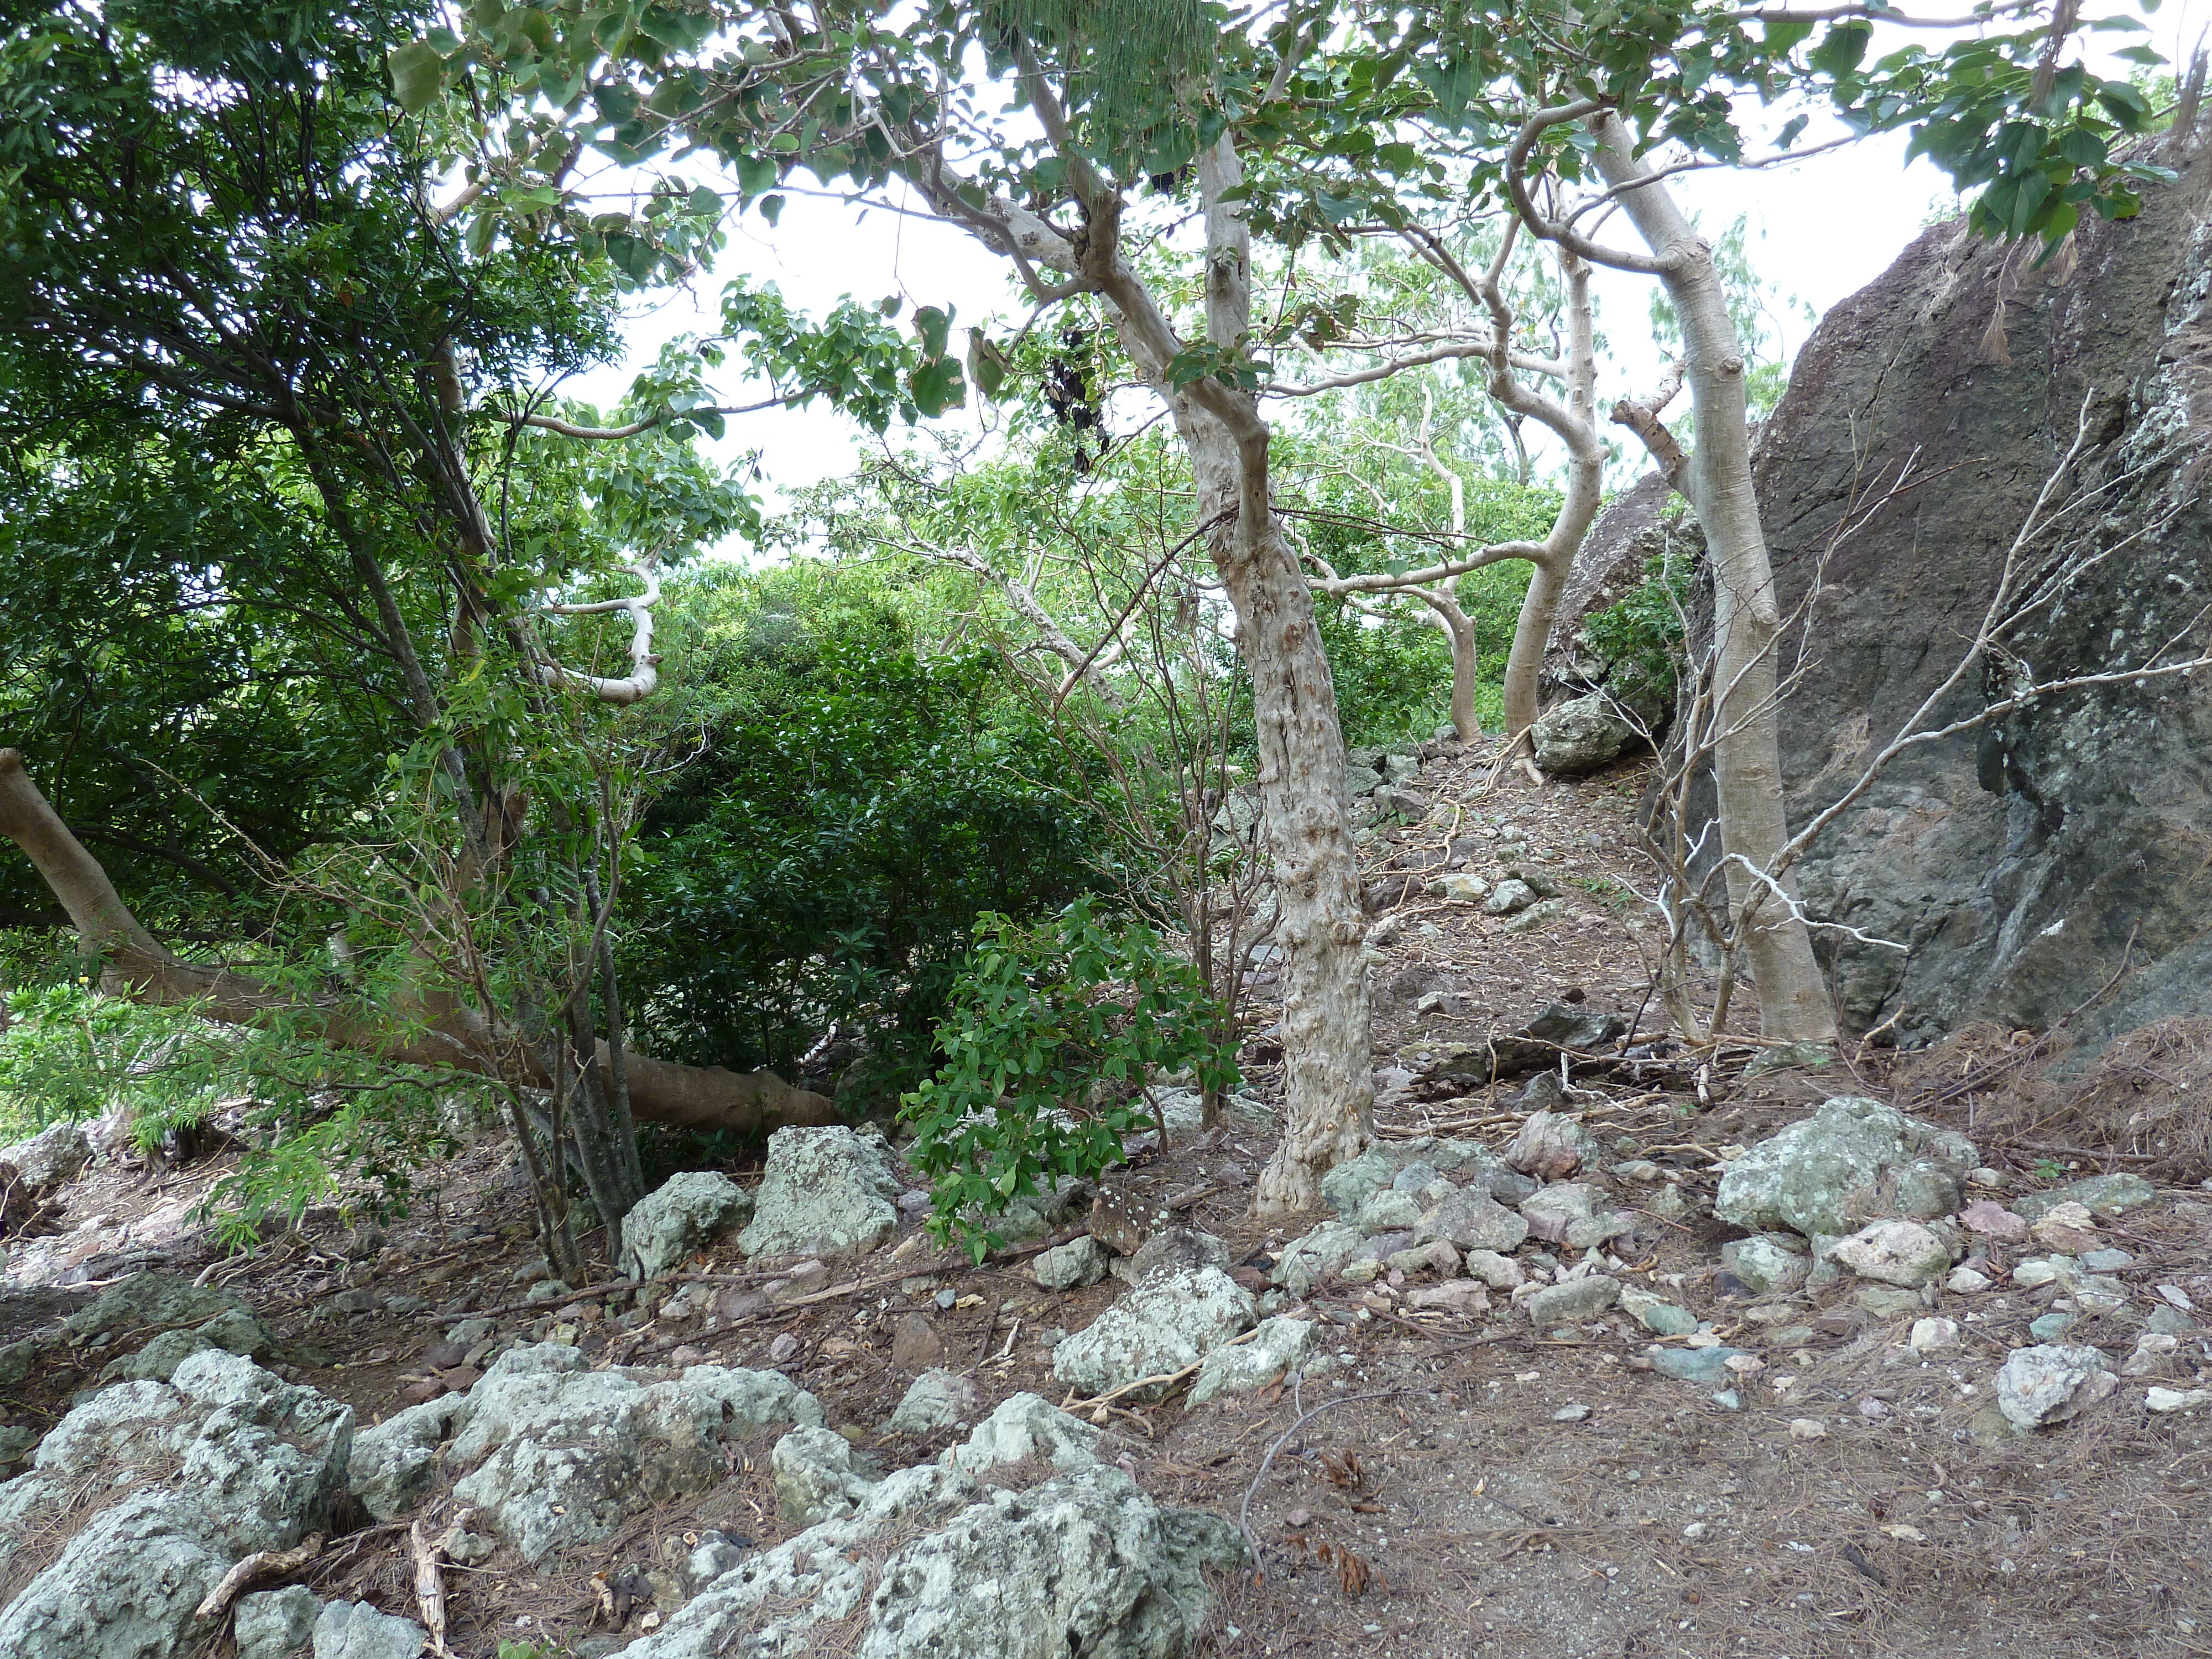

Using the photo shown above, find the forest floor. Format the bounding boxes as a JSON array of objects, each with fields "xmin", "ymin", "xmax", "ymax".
[{"xmin": 6, "ymin": 737, "xmax": 2212, "ymax": 1659}]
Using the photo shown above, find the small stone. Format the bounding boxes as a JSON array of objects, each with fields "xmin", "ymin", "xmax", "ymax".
[
  {"xmin": 1829, "ymin": 1220, "xmax": 1952, "ymax": 1288},
  {"xmin": 1518, "ymin": 1182, "xmax": 1599, "ymax": 1244},
  {"xmin": 1652, "ymin": 1346, "xmax": 1746, "ymax": 1385},
  {"xmin": 313, "ymin": 1599, "xmax": 432, "ymax": 1659},
  {"xmin": 890, "ymin": 1313, "xmax": 942, "ymax": 1372},
  {"xmin": 1721, "ymin": 1235, "xmax": 1811, "ymax": 1296},
  {"xmin": 1353, "ymin": 1188, "xmax": 1425, "ymax": 1234},
  {"xmin": 1787, "ymin": 1418, "xmax": 1828, "ymax": 1439},
  {"xmin": 2078, "ymin": 1247, "xmax": 2133, "ymax": 1272},
  {"xmin": 1504, "ymin": 1111, "xmax": 1594, "ymax": 1181},
  {"xmin": 1856, "ymin": 1286, "xmax": 1926, "ymax": 1319},
  {"xmin": 236, "ymin": 1586, "xmax": 319, "ymax": 1659},
  {"xmin": 886, "ymin": 1368, "xmax": 983, "ymax": 1433},
  {"xmin": 2030, "ymin": 1201, "xmax": 2100, "ymax": 1254},
  {"xmin": 1386, "ymin": 1238, "xmax": 1462, "ymax": 1278},
  {"xmin": 1618, "ymin": 1286, "xmax": 1699, "ymax": 1338},
  {"xmin": 1462, "ymin": 1249, "xmax": 1526, "ymax": 1291},
  {"xmin": 1190, "ymin": 1316, "xmax": 1321, "ymax": 1404},
  {"xmin": 442, "ymin": 1527, "xmax": 497, "ymax": 1566},
  {"xmin": 1500, "ymin": 898, "xmax": 1573, "ymax": 934},
  {"xmin": 2146, "ymin": 1387, "xmax": 2212, "ymax": 1414},
  {"xmin": 1032, "ymin": 1237, "xmax": 1110, "ymax": 1291},
  {"xmin": 1435, "ymin": 873, "xmax": 1491, "ymax": 902},
  {"xmin": 2122, "ymin": 1333, "xmax": 2179, "ymax": 1376},
  {"xmin": 1524, "ymin": 1275, "xmax": 1618, "ymax": 1326},
  {"xmin": 1908, "ymin": 1317, "xmax": 1960, "ymax": 1353},
  {"xmin": 1995, "ymin": 1343, "xmax": 2117, "ymax": 1430},
  {"xmin": 1946, "ymin": 1266, "xmax": 1992, "ymax": 1294},
  {"xmin": 1959, "ymin": 1199, "xmax": 2029, "ymax": 1243},
  {"xmin": 1484, "ymin": 879, "xmax": 1538, "ymax": 916},
  {"xmin": 619, "ymin": 1171, "xmax": 754, "ymax": 1282},
  {"xmin": 1406, "ymin": 1280, "xmax": 1491, "ymax": 1317},
  {"xmin": 1552, "ymin": 1402, "xmax": 1592, "ymax": 1422},
  {"xmin": 1415, "ymin": 1190, "xmax": 1530, "ymax": 1253},
  {"xmin": 768, "ymin": 1332, "xmax": 801, "ymax": 1363}
]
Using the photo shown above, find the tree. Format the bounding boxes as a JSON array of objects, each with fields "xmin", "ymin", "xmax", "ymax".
[{"xmin": 0, "ymin": 0, "xmax": 843, "ymax": 1265}]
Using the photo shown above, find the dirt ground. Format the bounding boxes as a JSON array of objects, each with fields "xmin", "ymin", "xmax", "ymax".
[{"xmin": 6, "ymin": 739, "xmax": 2211, "ymax": 1659}]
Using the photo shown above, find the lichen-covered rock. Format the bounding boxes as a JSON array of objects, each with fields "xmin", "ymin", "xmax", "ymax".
[
  {"xmin": 235, "ymin": 1584, "xmax": 317, "ymax": 1659},
  {"xmin": 620, "ymin": 1462, "xmax": 1243, "ymax": 1659},
  {"xmin": 1120, "ymin": 1228, "xmax": 1232, "ymax": 1284},
  {"xmin": 1715, "ymin": 1098, "xmax": 1976, "ymax": 1239},
  {"xmin": 886, "ymin": 1369, "xmax": 983, "ymax": 1434},
  {"xmin": 348, "ymin": 1343, "xmax": 821, "ymax": 1561},
  {"xmin": 0, "ymin": 1352, "xmax": 352, "ymax": 1659},
  {"xmin": 0, "ymin": 1120, "xmax": 92, "ymax": 1190},
  {"xmin": 1051, "ymin": 1268, "xmax": 1255, "ymax": 1401},
  {"xmin": 1720, "ymin": 1235, "xmax": 1811, "ymax": 1296},
  {"xmin": 1412, "ymin": 1190, "xmax": 1528, "ymax": 1253},
  {"xmin": 1517, "ymin": 1182, "xmax": 1601, "ymax": 1244},
  {"xmin": 1033, "ymin": 1235, "xmax": 1110, "ymax": 1291},
  {"xmin": 1524, "ymin": 1275, "xmax": 1618, "ymax": 1326},
  {"xmin": 737, "ymin": 1125, "xmax": 903, "ymax": 1260},
  {"xmin": 773, "ymin": 1426, "xmax": 881, "ymax": 1525},
  {"xmin": 1503, "ymin": 1110, "xmax": 1598, "ymax": 1181},
  {"xmin": 2015, "ymin": 1173, "xmax": 2159, "ymax": 1222},
  {"xmin": 619, "ymin": 1171, "xmax": 754, "ymax": 1281},
  {"xmin": 1270, "ymin": 1220, "xmax": 1365, "ymax": 1296},
  {"xmin": 1190, "ymin": 1317, "xmax": 1319, "ymax": 1405},
  {"xmin": 1828, "ymin": 1220, "xmax": 1952, "ymax": 1288},
  {"xmin": 1532, "ymin": 693, "xmax": 1644, "ymax": 776},
  {"xmin": 1996, "ymin": 1344, "xmax": 2119, "ymax": 1430},
  {"xmin": 942, "ymin": 1393, "xmax": 1102, "ymax": 1475},
  {"xmin": 312, "ymin": 1599, "xmax": 429, "ymax": 1659},
  {"xmin": 976, "ymin": 1177, "xmax": 1094, "ymax": 1244},
  {"xmin": 1351, "ymin": 1187, "xmax": 1423, "ymax": 1235}
]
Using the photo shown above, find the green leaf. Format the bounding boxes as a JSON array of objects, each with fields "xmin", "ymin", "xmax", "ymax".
[
  {"xmin": 911, "ymin": 305, "xmax": 953, "ymax": 361},
  {"xmin": 1809, "ymin": 21, "xmax": 1872, "ymax": 76},
  {"xmin": 387, "ymin": 41, "xmax": 449, "ymax": 113},
  {"xmin": 908, "ymin": 354, "xmax": 965, "ymax": 416}
]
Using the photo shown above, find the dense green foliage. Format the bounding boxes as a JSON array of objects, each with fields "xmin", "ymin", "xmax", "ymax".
[
  {"xmin": 620, "ymin": 570, "xmax": 1127, "ymax": 1104},
  {"xmin": 1581, "ymin": 548, "xmax": 1698, "ymax": 707},
  {"xmin": 901, "ymin": 898, "xmax": 1238, "ymax": 1257}
]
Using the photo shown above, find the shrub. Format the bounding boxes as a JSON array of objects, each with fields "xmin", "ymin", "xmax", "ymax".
[
  {"xmin": 899, "ymin": 898, "xmax": 1237, "ymax": 1258},
  {"xmin": 1579, "ymin": 549, "xmax": 1695, "ymax": 706}
]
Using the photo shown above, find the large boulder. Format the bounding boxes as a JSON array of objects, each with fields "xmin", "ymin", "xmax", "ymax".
[
  {"xmin": 1532, "ymin": 693, "xmax": 1643, "ymax": 776},
  {"xmin": 620, "ymin": 1461, "xmax": 1243, "ymax": 1659},
  {"xmin": 1681, "ymin": 143, "xmax": 2212, "ymax": 1052},
  {"xmin": 620, "ymin": 1171, "xmax": 754, "ymax": 1281},
  {"xmin": 1715, "ymin": 1097, "xmax": 1976, "ymax": 1239},
  {"xmin": 737, "ymin": 1125, "xmax": 904, "ymax": 1259},
  {"xmin": 1052, "ymin": 1267, "xmax": 1255, "ymax": 1401},
  {"xmin": 348, "ymin": 1343, "xmax": 821, "ymax": 1561},
  {"xmin": 0, "ymin": 1351, "xmax": 352, "ymax": 1659},
  {"xmin": 0, "ymin": 1120, "xmax": 92, "ymax": 1190}
]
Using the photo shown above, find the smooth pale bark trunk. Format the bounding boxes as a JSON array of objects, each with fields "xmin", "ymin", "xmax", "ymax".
[
  {"xmin": 1442, "ymin": 604, "xmax": 1481, "ymax": 741},
  {"xmin": 0, "ymin": 748, "xmax": 839, "ymax": 1135},
  {"xmin": 1586, "ymin": 116, "xmax": 1837, "ymax": 1042},
  {"xmin": 1500, "ymin": 555, "xmax": 1566, "ymax": 747}
]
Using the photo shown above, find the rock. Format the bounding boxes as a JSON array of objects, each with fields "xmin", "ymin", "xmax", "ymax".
[
  {"xmin": 2079, "ymin": 1247, "xmax": 2134, "ymax": 1272},
  {"xmin": 1787, "ymin": 1418, "xmax": 1828, "ymax": 1440},
  {"xmin": 1121, "ymin": 1228, "xmax": 1233, "ymax": 1285},
  {"xmin": 1856, "ymin": 1286, "xmax": 1926, "ymax": 1318},
  {"xmin": 1413, "ymin": 1190, "xmax": 1529, "ymax": 1253},
  {"xmin": 1087, "ymin": 1187, "xmax": 1162, "ymax": 1257},
  {"xmin": 0, "ymin": 1352, "xmax": 352, "ymax": 1659},
  {"xmin": 1271, "ymin": 1220, "xmax": 1366, "ymax": 1296},
  {"xmin": 1959, "ymin": 1199, "xmax": 2029, "ymax": 1243},
  {"xmin": 1518, "ymin": 1182, "xmax": 1599, "ymax": 1244},
  {"xmin": 1385, "ymin": 1238, "xmax": 1461, "ymax": 1279},
  {"xmin": 1996, "ymin": 1344, "xmax": 2118, "ymax": 1430},
  {"xmin": 2029, "ymin": 1201, "xmax": 2100, "ymax": 1254},
  {"xmin": 774, "ymin": 1426, "xmax": 881, "ymax": 1525},
  {"xmin": 1715, "ymin": 1098, "xmax": 1976, "ymax": 1239},
  {"xmin": 236, "ymin": 1584, "xmax": 318, "ymax": 1659},
  {"xmin": 313, "ymin": 1600, "xmax": 431, "ymax": 1659},
  {"xmin": 348, "ymin": 1343, "xmax": 822, "ymax": 1561},
  {"xmin": 1434, "ymin": 873, "xmax": 1491, "ymax": 902},
  {"xmin": 1051, "ymin": 1268, "xmax": 1255, "ymax": 1400},
  {"xmin": 1947, "ymin": 1266, "xmax": 1994, "ymax": 1294},
  {"xmin": 1504, "ymin": 1111, "xmax": 1596, "ymax": 1181},
  {"xmin": 1351, "ymin": 1188, "xmax": 1424, "ymax": 1234},
  {"xmin": 1524, "ymin": 1275, "xmax": 1618, "ymax": 1326},
  {"xmin": 736, "ymin": 1125, "xmax": 903, "ymax": 1260},
  {"xmin": 1652, "ymin": 1346, "xmax": 1747, "ymax": 1385},
  {"xmin": 619, "ymin": 1172, "xmax": 754, "ymax": 1281},
  {"xmin": 1320, "ymin": 1147, "xmax": 1401, "ymax": 1217},
  {"xmin": 1830, "ymin": 1220, "xmax": 1952, "ymax": 1288},
  {"xmin": 1720, "ymin": 1235, "xmax": 1810, "ymax": 1296},
  {"xmin": 2029, "ymin": 1312, "xmax": 2077, "ymax": 1342},
  {"xmin": 1484, "ymin": 879, "xmax": 1538, "ymax": 916},
  {"xmin": 2121, "ymin": 1333, "xmax": 2180, "ymax": 1377},
  {"xmin": 887, "ymin": 1369, "xmax": 984, "ymax": 1434},
  {"xmin": 2024, "ymin": 1173, "xmax": 2158, "ymax": 1219},
  {"xmin": 1406, "ymin": 1280, "xmax": 1491, "ymax": 1316},
  {"xmin": 1566, "ymin": 1211, "xmax": 1636, "ymax": 1250},
  {"xmin": 891, "ymin": 1313, "xmax": 944, "ymax": 1372},
  {"xmin": 62, "ymin": 1271, "xmax": 274, "ymax": 1373},
  {"xmin": 1462, "ymin": 1250, "xmax": 1526, "ymax": 1291},
  {"xmin": 1909, "ymin": 1317, "xmax": 1961, "ymax": 1353},
  {"xmin": 976, "ymin": 1177, "xmax": 1093, "ymax": 1245},
  {"xmin": 2147, "ymin": 1387, "xmax": 2212, "ymax": 1413},
  {"xmin": 1532, "ymin": 693, "xmax": 1644, "ymax": 775},
  {"xmin": 1618, "ymin": 1287, "xmax": 1699, "ymax": 1338},
  {"xmin": 1190, "ymin": 1317, "xmax": 1321, "ymax": 1404},
  {"xmin": 0, "ymin": 1120, "xmax": 92, "ymax": 1190},
  {"xmin": 1741, "ymin": 1041, "xmax": 1835, "ymax": 1078},
  {"xmin": 1500, "ymin": 898, "xmax": 1573, "ymax": 935},
  {"xmin": 1033, "ymin": 1236, "xmax": 1111, "ymax": 1291},
  {"xmin": 619, "ymin": 1461, "xmax": 1240, "ymax": 1659},
  {"xmin": 942, "ymin": 1394, "xmax": 1102, "ymax": 1474}
]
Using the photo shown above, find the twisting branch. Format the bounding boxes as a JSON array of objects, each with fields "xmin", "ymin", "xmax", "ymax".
[
  {"xmin": 1610, "ymin": 361, "xmax": 1689, "ymax": 491},
  {"xmin": 531, "ymin": 560, "xmax": 662, "ymax": 705}
]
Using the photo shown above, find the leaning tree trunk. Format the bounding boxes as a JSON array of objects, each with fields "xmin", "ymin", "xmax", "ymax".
[
  {"xmin": 1587, "ymin": 114, "xmax": 1837, "ymax": 1043},
  {"xmin": 0, "ymin": 748, "xmax": 841, "ymax": 1136},
  {"xmin": 1498, "ymin": 554, "xmax": 1566, "ymax": 749}
]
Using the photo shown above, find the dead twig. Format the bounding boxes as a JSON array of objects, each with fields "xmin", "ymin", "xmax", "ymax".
[{"xmin": 193, "ymin": 1533, "xmax": 324, "ymax": 1621}]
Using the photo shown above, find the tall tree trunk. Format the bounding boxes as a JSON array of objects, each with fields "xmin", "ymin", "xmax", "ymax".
[
  {"xmin": 1585, "ymin": 114, "xmax": 1837, "ymax": 1042},
  {"xmin": 1499, "ymin": 555, "xmax": 1565, "ymax": 748}
]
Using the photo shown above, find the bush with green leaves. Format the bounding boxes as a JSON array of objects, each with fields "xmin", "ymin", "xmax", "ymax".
[
  {"xmin": 1579, "ymin": 549, "xmax": 1697, "ymax": 708},
  {"xmin": 900, "ymin": 898, "xmax": 1237, "ymax": 1258},
  {"xmin": 620, "ymin": 568, "xmax": 1128, "ymax": 1106}
]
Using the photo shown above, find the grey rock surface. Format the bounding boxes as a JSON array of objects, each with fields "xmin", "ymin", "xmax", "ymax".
[
  {"xmin": 1503, "ymin": 1110, "xmax": 1598, "ymax": 1181},
  {"xmin": 773, "ymin": 1425, "xmax": 881, "ymax": 1525},
  {"xmin": 348, "ymin": 1342, "xmax": 821, "ymax": 1561},
  {"xmin": 1189, "ymin": 1317, "xmax": 1319, "ymax": 1405},
  {"xmin": 1827, "ymin": 1220, "xmax": 1953, "ymax": 1288},
  {"xmin": 311, "ymin": 1600, "xmax": 430, "ymax": 1659},
  {"xmin": 1121, "ymin": 1228, "xmax": 1233, "ymax": 1284},
  {"xmin": 1051, "ymin": 1267, "xmax": 1255, "ymax": 1400},
  {"xmin": 1715, "ymin": 1098, "xmax": 1976, "ymax": 1239},
  {"xmin": 1413, "ymin": 1190, "xmax": 1530, "ymax": 1253},
  {"xmin": 1720, "ymin": 1235, "xmax": 1811, "ymax": 1296},
  {"xmin": 0, "ymin": 1120, "xmax": 92, "ymax": 1190},
  {"xmin": 235, "ymin": 1584, "xmax": 318, "ymax": 1659},
  {"xmin": 1270, "ymin": 1220, "xmax": 1366, "ymax": 1296},
  {"xmin": 1532, "ymin": 692, "xmax": 1644, "ymax": 776},
  {"xmin": 620, "ymin": 1461, "xmax": 1241, "ymax": 1659},
  {"xmin": 0, "ymin": 1352, "xmax": 352, "ymax": 1659},
  {"xmin": 1996, "ymin": 1344, "xmax": 2119, "ymax": 1430},
  {"xmin": 619, "ymin": 1171, "xmax": 754, "ymax": 1281},
  {"xmin": 1525, "ymin": 1275, "xmax": 1618, "ymax": 1326},
  {"xmin": 942, "ymin": 1392, "xmax": 1103, "ymax": 1474},
  {"xmin": 737, "ymin": 1125, "xmax": 904, "ymax": 1259},
  {"xmin": 1032, "ymin": 1235, "xmax": 1110, "ymax": 1291},
  {"xmin": 886, "ymin": 1368, "xmax": 983, "ymax": 1434}
]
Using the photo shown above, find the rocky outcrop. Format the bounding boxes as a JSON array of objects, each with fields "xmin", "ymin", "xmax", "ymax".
[
  {"xmin": 0, "ymin": 1350, "xmax": 352, "ymax": 1659},
  {"xmin": 0, "ymin": 1120, "xmax": 92, "ymax": 1190},
  {"xmin": 1652, "ymin": 140, "xmax": 2212, "ymax": 1052},
  {"xmin": 620, "ymin": 1171, "xmax": 753, "ymax": 1281},
  {"xmin": 737, "ymin": 1125, "xmax": 904, "ymax": 1259}
]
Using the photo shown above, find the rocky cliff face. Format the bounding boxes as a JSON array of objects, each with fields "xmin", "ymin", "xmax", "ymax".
[{"xmin": 1717, "ymin": 140, "xmax": 2211, "ymax": 1052}]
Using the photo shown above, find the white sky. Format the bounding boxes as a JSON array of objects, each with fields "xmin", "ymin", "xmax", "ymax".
[{"xmin": 563, "ymin": 5, "xmax": 2199, "ymax": 533}]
